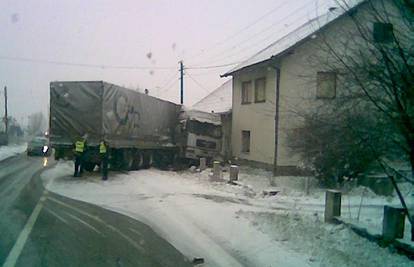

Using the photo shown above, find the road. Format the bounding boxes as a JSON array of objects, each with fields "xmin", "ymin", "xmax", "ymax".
[{"xmin": 0, "ymin": 154, "xmax": 191, "ymax": 267}]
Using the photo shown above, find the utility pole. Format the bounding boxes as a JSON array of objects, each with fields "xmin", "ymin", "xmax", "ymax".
[
  {"xmin": 179, "ymin": 61, "xmax": 184, "ymax": 105},
  {"xmin": 4, "ymin": 86, "xmax": 8, "ymax": 136}
]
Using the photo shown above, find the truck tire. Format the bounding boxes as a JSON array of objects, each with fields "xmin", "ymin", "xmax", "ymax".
[
  {"xmin": 123, "ymin": 149, "xmax": 135, "ymax": 171},
  {"xmin": 132, "ymin": 151, "xmax": 143, "ymax": 170},
  {"xmin": 153, "ymin": 151, "xmax": 174, "ymax": 170},
  {"xmin": 142, "ymin": 152, "xmax": 152, "ymax": 169},
  {"xmin": 110, "ymin": 149, "xmax": 122, "ymax": 170},
  {"xmin": 54, "ymin": 148, "xmax": 62, "ymax": 160},
  {"xmin": 153, "ymin": 151, "xmax": 163, "ymax": 169}
]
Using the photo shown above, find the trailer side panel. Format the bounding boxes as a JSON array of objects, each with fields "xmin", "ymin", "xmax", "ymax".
[
  {"xmin": 102, "ymin": 82, "xmax": 180, "ymax": 148},
  {"xmin": 50, "ymin": 81, "xmax": 103, "ymax": 146}
]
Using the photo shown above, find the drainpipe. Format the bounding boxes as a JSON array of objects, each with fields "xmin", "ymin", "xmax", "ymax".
[{"xmin": 270, "ymin": 65, "xmax": 281, "ymax": 176}]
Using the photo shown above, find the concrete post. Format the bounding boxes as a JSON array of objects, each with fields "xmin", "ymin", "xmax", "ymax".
[
  {"xmin": 304, "ymin": 177, "xmax": 310, "ymax": 196},
  {"xmin": 199, "ymin": 157, "xmax": 207, "ymax": 171},
  {"xmin": 382, "ymin": 205, "xmax": 405, "ymax": 241},
  {"xmin": 229, "ymin": 165, "xmax": 239, "ymax": 182},
  {"xmin": 212, "ymin": 161, "xmax": 222, "ymax": 181},
  {"xmin": 324, "ymin": 190, "xmax": 341, "ymax": 223}
]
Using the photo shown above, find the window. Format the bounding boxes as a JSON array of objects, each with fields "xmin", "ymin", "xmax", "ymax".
[
  {"xmin": 316, "ymin": 72, "xmax": 336, "ymax": 99},
  {"xmin": 241, "ymin": 81, "xmax": 252, "ymax": 104},
  {"xmin": 254, "ymin": 77, "xmax": 266, "ymax": 103},
  {"xmin": 187, "ymin": 120, "xmax": 222, "ymax": 138},
  {"xmin": 373, "ymin": 22, "xmax": 393, "ymax": 43},
  {"xmin": 241, "ymin": 130, "xmax": 250, "ymax": 153},
  {"xmin": 196, "ymin": 139, "xmax": 217, "ymax": 149}
]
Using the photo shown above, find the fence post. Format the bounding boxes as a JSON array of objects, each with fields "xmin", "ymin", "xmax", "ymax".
[
  {"xmin": 199, "ymin": 157, "xmax": 207, "ymax": 171},
  {"xmin": 324, "ymin": 190, "xmax": 341, "ymax": 223},
  {"xmin": 212, "ymin": 161, "xmax": 222, "ymax": 181},
  {"xmin": 304, "ymin": 177, "xmax": 310, "ymax": 195},
  {"xmin": 229, "ymin": 165, "xmax": 239, "ymax": 182},
  {"xmin": 382, "ymin": 205, "xmax": 405, "ymax": 241}
]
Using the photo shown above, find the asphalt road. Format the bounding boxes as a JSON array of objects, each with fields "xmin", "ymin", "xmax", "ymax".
[{"xmin": 0, "ymin": 154, "xmax": 191, "ymax": 267}]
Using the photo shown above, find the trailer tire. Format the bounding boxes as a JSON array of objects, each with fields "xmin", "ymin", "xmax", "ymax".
[
  {"xmin": 142, "ymin": 152, "xmax": 152, "ymax": 169},
  {"xmin": 54, "ymin": 148, "xmax": 63, "ymax": 161},
  {"xmin": 153, "ymin": 151, "xmax": 174, "ymax": 170},
  {"xmin": 131, "ymin": 151, "xmax": 143, "ymax": 170},
  {"xmin": 123, "ymin": 149, "xmax": 135, "ymax": 171}
]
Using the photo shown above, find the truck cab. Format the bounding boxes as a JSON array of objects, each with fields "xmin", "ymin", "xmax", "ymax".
[{"xmin": 178, "ymin": 109, "xmax": 223, "ymax": 163}]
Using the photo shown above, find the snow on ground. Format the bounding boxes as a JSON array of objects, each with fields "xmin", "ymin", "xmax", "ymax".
[
  {"xmin": 235, "ymin": 166, "xmax": 414, "ymax": 244},
  {"xmin": 0, "ymin": 143, "xmax": 27, "ymax": 161},
  {"xmin": 42, "ymin": 162, "xmax": 413, "ymax": 267}
]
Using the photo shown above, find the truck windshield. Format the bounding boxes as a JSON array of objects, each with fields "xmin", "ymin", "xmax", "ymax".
[{"xmin": 187, "ymin": 120, "xmax": 222, "ymax": 139}]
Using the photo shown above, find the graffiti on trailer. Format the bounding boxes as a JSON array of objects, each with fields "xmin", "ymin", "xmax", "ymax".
[
  {"xmin": 53, "ymin": 85, "xmax": 71, "ymax": 108},
  {"xmin": 113, "ymin": 92, "xmax": 141, "ymax": 132}
]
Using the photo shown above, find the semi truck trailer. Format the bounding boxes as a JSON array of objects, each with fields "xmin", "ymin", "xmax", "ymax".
[{"xmin": 49, "ymin": 81, "xmax": 222, "ymax": 171}]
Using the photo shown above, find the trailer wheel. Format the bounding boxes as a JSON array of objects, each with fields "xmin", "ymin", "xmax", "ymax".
[
  {"xmin": 54, "ymin": 148, "xmax": 62, "ymax": 160},
  {"xmin": 142, "ymin": 152, "xmax": 152, "ymax": 169},
  {"xmin": 153, "ymin": 151, "xmax": 174, "ymax": 170},
  {"xmin": 83, "ymin": 162, "xmax": 96, "ymax": 172},
  {"xmin": 123, "ymin": 150, "xmax": 135, "ymax": 171},
  {"xmin": 132, "ymin": 152, "xmax": 143, "ymax": 170}
]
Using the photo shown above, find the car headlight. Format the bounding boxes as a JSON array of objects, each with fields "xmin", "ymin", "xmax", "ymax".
[{"xmin": 42, "ymin": 146, "xmax": 48, "ymax": 153}]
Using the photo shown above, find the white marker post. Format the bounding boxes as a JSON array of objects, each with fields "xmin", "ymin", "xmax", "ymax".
[
  {"xmin": 229, "ymin": 165, "xmax": 239, "ymax": 182},
  {"xmin": 199, "ymin": 157, "xmax": 207, "ymax": 171},
  {"xmin": 382, "ymin": 205, "xmax": 405, "ymax": 241},
  {"xmin": 324, "ymin": 190, "xmax": 341, "ymax": 223},
  {"xmin": 212, "ymin": 161, "xmax": 222, "ymax": 181}
]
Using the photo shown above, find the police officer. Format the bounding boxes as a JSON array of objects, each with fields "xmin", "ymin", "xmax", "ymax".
[
  {"xmin": 99, "ymin": 139, "xmax": 109, "ymax": 180},
  {"xmin": 73, "ymin": 134, "xmax": 87, "ymax": 177}
]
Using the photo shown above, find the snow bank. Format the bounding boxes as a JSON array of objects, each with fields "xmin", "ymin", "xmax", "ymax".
[
  {"xmin": 42, "ymin": 163, "xmax": 310, "ymax": 267},
  {"xmin": 42, "ymin": 163, "xmax": 413, "ymax": 266},
  {"xmin": 241, "ymin": 211, "xmax": 412, "ymax": 267},
  {"xmin": 0, "ymin": 143, "xmax": 27, "ymax": 161}
]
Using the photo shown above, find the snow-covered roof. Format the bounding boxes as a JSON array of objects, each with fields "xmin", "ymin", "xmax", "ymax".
[
  {"xmin": 184, "ymin": 109, "xmax": 222, "ymax": 125},
  {"xmin": 222, "ymin": 1, "xmax": 365, "ymax": 76},
  {"xmin": 192, "ymin": 79, "xmax": 232, "ymax": 113}
]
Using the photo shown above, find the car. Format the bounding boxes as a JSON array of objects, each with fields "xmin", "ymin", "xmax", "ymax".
[{"xmin": 27, "ymin": 136, "xmax": 51, "ymax": 157}]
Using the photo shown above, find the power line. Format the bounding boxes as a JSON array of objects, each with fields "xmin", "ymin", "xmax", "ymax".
[
  {"xmin": 161, "ymin": 72, "xmax": 180, "ymax": 93},
  {"xmin": 186, "ymin": 0, "xmax": 292, "ymax": 61},
  {"xmin": 186, "ymin": 69, "xmax": 224, "ymax": 77},
  {"xmin": 186, "ymin": 62, "xmax": 241, "ymax": 70},
  {"xmin": 189, "ymin": 0, "xmax": 317, "ymax": 66},
  {"xmin": 158, "ymin": 70, "xmax": 179, "ymax": 90},
  {"xmin": 198, "ymin": 10, "xmax": 316, "ymax": 67},
  {"xmin": 0, "ymin": 55, "xmax": 176, "ymax": 70},
  {"xmin": 0, "ymin": 55, "xmax": 242, "ymax": 72},
  {"xmin": 186, "ymin": 70, "xmax": 230, "ymax": 105},
  {"xmin": 185, "ymin": 71, "xmax": 211, "ymax": 94}
]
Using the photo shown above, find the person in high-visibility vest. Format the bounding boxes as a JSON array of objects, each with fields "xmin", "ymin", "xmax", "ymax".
[
  {"xmin": 73, "ymin": 135, "xmax": 87, "ymax": 177},
  {"xmin": 99, "ymin": 139, "xmax": 108, "ymax": 180}
]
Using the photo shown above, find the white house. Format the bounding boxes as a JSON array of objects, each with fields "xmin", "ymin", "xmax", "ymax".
[{"xmin": 222, "ymin": 0, "xmax": 404, "ymax": 175}]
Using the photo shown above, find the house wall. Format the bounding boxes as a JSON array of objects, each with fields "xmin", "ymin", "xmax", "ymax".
[
  {"xmin": 231, "ymin": 66, "xmax": 276, "ymax": 166},
  {"xmin": 275, "ymin": 0, "xmax": 404, "ymax": 171},
  {"xmin": 230, "ymin": 0, "xmax": 405, "ymax": 174}
]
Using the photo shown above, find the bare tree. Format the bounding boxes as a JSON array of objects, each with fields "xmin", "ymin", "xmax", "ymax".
[
  {"xmin": 323, "ymin": 0, "xmax": 414, "ymax": 179},
  {"xmin": 27, "ymin": 112, "xmax": 47, "ymax": 137},
  {"xmin": 288, "ymin": 0, "xmax": 414, "ymax": 239}
]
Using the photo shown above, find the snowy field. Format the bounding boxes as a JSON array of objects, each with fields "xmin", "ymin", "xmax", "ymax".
[
  {"xmin": 0, "ymin": 143, "xmax": 27, "ymax": 161},
  {"xmin": 42, "ymin": 162, "xmax": 413, "ymax": 267}
]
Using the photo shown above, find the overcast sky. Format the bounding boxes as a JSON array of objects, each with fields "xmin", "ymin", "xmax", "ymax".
[{"xmin": 0, "ymin": 0, "xmax": 335, "ymax": 126}]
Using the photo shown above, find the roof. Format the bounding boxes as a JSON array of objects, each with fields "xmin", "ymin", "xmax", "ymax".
[
  {"xmin": 191, "ymin": 79, "xmax": 232, "ymax": 113},
  {"xmin": 222, "ymin": 1, "xmax": 365, "ymax": 76},
  {"xmin": 184, "ymin": 109, "xmax": 222, "ymax": 125}
]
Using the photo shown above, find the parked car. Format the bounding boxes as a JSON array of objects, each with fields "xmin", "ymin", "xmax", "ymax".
[{"xmin": 27, "ymin": 136, "xmax": 51, "ymax": 156}]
